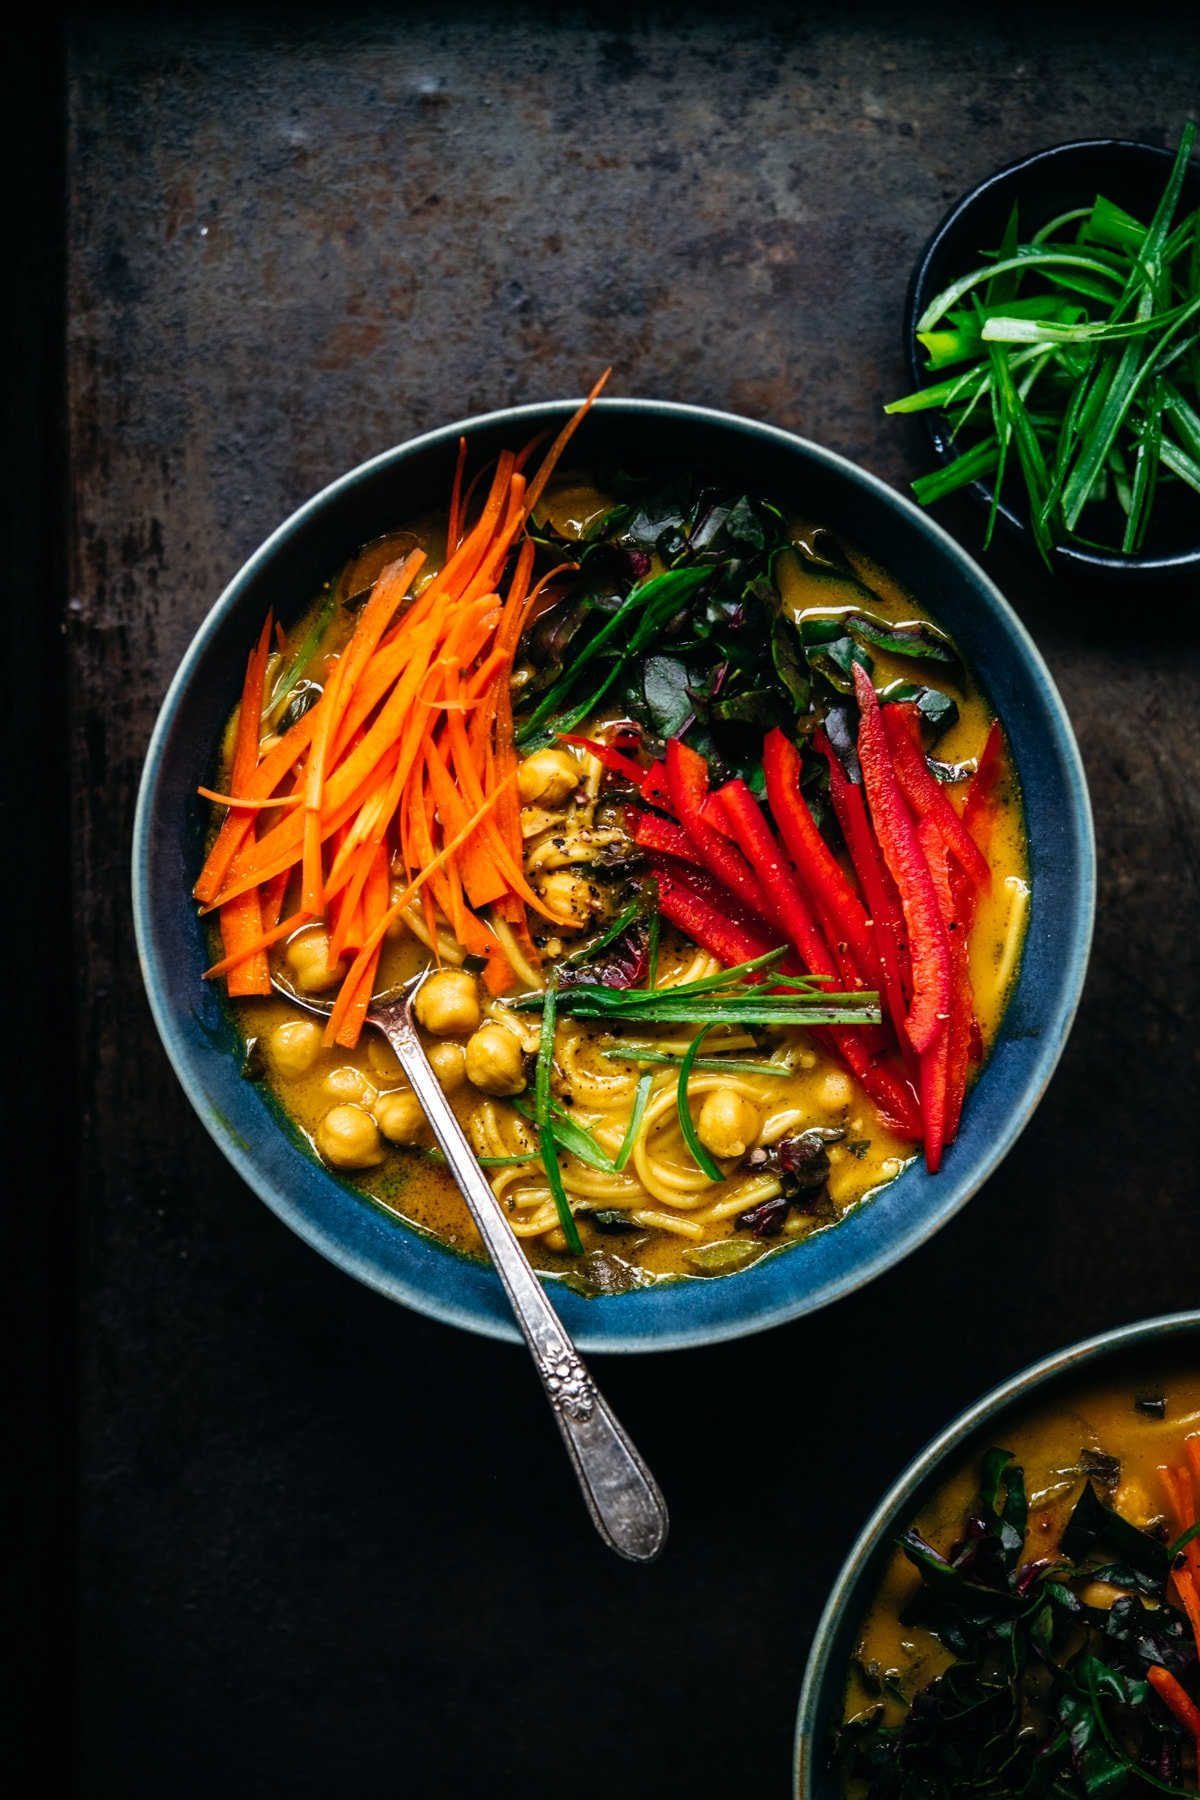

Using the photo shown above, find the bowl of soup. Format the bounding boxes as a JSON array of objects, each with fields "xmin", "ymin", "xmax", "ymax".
[
  {"xmin": 133, "ymin": 395, "xmax": 1093, "ymax": 1351},
  {"xmin": 795, "ymin": 1312, "xmax": 1200, "ymax": 1796}
]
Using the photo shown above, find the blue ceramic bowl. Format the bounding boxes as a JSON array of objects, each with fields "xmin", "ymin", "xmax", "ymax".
[
  {"xmin": 132, "ymin": 398, "xmax": 1094, "ymax": 1353},
  {"xmin": 793, "ymin": 1311, "xmax": 1200, "ymax": 1796}
]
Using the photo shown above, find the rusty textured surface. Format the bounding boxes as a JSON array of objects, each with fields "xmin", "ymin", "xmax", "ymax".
[{"xmin": 63, "ymin": 8, "xmax": 1199, "ymax": 1796}]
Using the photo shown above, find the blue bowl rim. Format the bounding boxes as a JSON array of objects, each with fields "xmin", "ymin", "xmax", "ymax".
[
  {"xmin": 903, "ymin": 135, "xmax": 1200, "ymax": 578},
  {"xmin": 793, "ymin": 1308, "xmax": 1200, "ymax": 1795},
  {"xmin": 132, "ymin": 394, "xmax": 1095, "ymax": 1353}
]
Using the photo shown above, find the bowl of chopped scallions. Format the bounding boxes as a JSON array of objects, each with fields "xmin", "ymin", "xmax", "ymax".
[{"xmin": 891, "ymin": 129, "xmax": 1200, "ymax": 577}]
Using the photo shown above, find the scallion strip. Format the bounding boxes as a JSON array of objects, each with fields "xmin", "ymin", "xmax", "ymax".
[
  {"xmin": 676, "ymin": 1027, "xmax": 724, "ymax": 1182},
  {"xmin": 534, "ymin": 982, "xmax": 582, "ymax": 1253},
  {"xmin": 613, "ymin": 1072, "xmax": 653, "ymax": 1173},
  {"xmin": 512, "ymin": 1097, "xmax": 616, "ymax": 1174}
]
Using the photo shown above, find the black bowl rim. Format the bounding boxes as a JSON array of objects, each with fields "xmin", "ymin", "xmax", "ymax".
[{"xmin": 904, "ymin": 136, "xmax": 1200, "ymax": 578}]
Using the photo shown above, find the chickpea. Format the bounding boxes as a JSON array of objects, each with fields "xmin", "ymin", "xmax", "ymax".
[
  {"xmin": 536, "ymin": 869, "xmax": 597, "ymax": 933},
  {"xmin": 322, "ymin": 1065, "xmax": 377, "ymax": 1106},
  {"xmin": 696, "ymin": 1089, "xmax": 761, "ymax": 1160},
  {"xmin": 269, "ymin": 1018, "xmax": 323, "ymax": 1078},
  {"xmin": 316, "ymin": 1104, "xmax": 384, "ymax": 1170},
  {"xmin": 819, "ymin": 1070, "xmax": 854, "ymax": 1111},
  {"xmin": 1115, "ymin": 1478, "xmax": 1153, "ymax": 1526},
  {"xmin": 285, "ymin": 928, "xmax": 346, "ymax": 994},
  {"xmin": 464, "ymin": 1023, "xmax": 527, "ymax": 1096},
  {"xmin": 427, "ymin": 1040, "xmax": 467, "ymax": 1092},
  {"xmin": 367, "ymin": 1036, "xmax": 407, "ymax": 1084},
  {"xmin": 376, "ymin": 1091, "xmax": 426, "ymax": 1146},
  {"xmin": 413, "ymin": 968, "xmax": 482, "ymax": 1036},
  {"xmin": 517, "ymin": 747, "xmax": 579, "ymax": 808}
]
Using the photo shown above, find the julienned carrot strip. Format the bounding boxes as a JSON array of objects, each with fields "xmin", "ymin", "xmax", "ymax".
[
  {"xmin": 883, "ymin": 703, "xmax": 991, "ymax": 890},
  {"xmin": 853, "ymin": 664, "xmax": 951, "ymax": 1058},
  {"xmin": 219, "ymin": 616, "xmax": 275, "ymax": 995},
  {"xmin": 323, "ymin": 769, "xmax": 519, "ymax": 1047},
  {"xmin": 445, "ymin": 436, "xmax": 468, "ymax": 555},
  {"xmin": 195, "ymin": 696, "xmax": 322, "ymax": 902},
  {"xmin": 1186, "ymin": 1437, "xmax": 1200, "ymax": 1516},
  {"xmin": 1148, "ymin": 1664, "xmax": 1200, "ymax": 1740},
  {"xmin": 260, "ymin": 869, "xmax": 290, "ymax": 933},
  {"xmin": 521, "ymin": 369, "xmax": 610, "ymax": 517},
  {"xmin": 208, "ymin": 626, "xmax": 443, "ymax": 902},
  {"xmin": 1173, "ymin": 1566, "xmax": 1200, "ymax": 1667},
  {"xmin": 197, "ymin": 787, "xmax": 303, "ymax": 811},
  {"xmin": 207, "ymin": 395, "xmax": 605, "ymax": 1029},
  {"xmin": 332, "ymin": 940, "xmax": 382, "ymax": 1050},
  {"xmin": 203, "ymin": 907, "xmax": 313, "ymax": 981},
  {"xmin": 427, "ymin": 734, "xmax": 508, "ymax": 909},
  {"xmin": 209, "ymin": 743, "xmax": 403, "ymax": 912}
]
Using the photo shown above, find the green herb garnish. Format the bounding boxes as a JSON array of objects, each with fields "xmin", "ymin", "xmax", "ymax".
[
  {"xmin": 675, "ymin": 1026, "xmax": 724, "ymax": 1182},
  {"xmin": 889, "ymin": 122, "xmax": 1200, "ymax": 559},
  {"xmin": 515, "ymin": 946, "xmax": 880, "ymax": 1028},
  {"xmin": 534, "ymin": 981, "xmax": 583, "ymax": 1254}
]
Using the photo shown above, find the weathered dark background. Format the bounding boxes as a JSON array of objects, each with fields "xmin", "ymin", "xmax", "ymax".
[{"xmin": 10, "ymin": 4, "xmax": 1199, "ymax": 1795}]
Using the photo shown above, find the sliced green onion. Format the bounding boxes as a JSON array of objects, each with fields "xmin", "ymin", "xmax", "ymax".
[
  {"xmin": 676, "ymin": 1027, "xmax": 724, "ymax": 1182},
  {"xmin": 613, "ymin": 1072, "xmax": 653, "ymax": 1173},
  {"xmin": 534, "ymin": 982, "xmax": 582, "ymax": 1254}
]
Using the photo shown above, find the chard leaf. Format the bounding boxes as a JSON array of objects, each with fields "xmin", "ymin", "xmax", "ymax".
[
  {"xmin": 879, "ymin": 680, "xmax": 959, "ymax": 736},
  {"xmin": 842, "ymin": 608, "xmax": 963, "ymax": 674},
  {"xmin": 640, "ymin": 654, "xmax": 697, "ymax": 739},
  {"xmin": 1059, "ymin": 1481, "xmax": 1169, "ymax": 1588}
]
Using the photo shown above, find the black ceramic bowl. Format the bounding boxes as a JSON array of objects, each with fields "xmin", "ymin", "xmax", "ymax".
[{"xmin": 905, "ymin": 138, "xmax": 1200, "ymax": 582}]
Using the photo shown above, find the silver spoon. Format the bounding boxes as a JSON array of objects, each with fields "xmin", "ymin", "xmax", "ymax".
[{"xmin": 276, "ymin": 967, "xmax": 668, "ymax": 1563}]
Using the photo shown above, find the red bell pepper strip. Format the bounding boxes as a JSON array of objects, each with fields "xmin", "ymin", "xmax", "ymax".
[
  {"xmin": 837, "ymin": 1030, "xmax": 923, "ymax": 1139},
  {"xmin": 715, "ymin": 777, "xmax": 840, "ymax": 977},
  {"xmin": 629, "ymin": 809, "xmax": 704, "ymax": 866},
  {"xmin": 647, "ymin": 854, "xmax": 782, "ymax": 970},
  {"xmin": 816, "ymin": 729, "xmax": 913, "ymax": 1054},
  {"xmin": 917, "ymin": 814, "xmax": 974, "ymax": 1162},
  {"xmin": 918, "ymin": 1013, "xmax": 949, "ymax": 1173},
  {"xmin": 664, "ymin": 739, "xmax": 777, "ymax": 922},
  {"xmin": 714, "ymin": 780, "xmax": 921, "ymax": 1135},
  {"xmin": 958, "ymin": 719, "xmax": 1006, "ymax": 931},
  {"xmin": 762, "ymin": 727, "xmax": 881, "ymax": 981},
  {"xmin": 963, "ymin": 718, "xmax": 1005, "ymax": 845},
  {"xmin": 852, "ymin": 664, "xmax": 951, "ymax": 1058},
  {"xmin": 882, "ymin": 704, "xmax": 991, "ymax": 891},
  {"xmin": 560, "ymin": 733, "xmax": 647, "ymax": 787},
  {"xmin": 560, "ymin": 733, "xmax": 674, "ymax": 811}
]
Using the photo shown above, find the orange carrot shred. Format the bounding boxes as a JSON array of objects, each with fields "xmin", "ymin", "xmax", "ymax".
[{"xmin": 1149, "ymin": 1663, "xmax": 1200, "ymax": 1739}]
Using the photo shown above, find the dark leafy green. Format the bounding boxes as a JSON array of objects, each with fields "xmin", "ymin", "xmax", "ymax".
[
  {"xmin": 514, "ymin": 471, "xmax": 968, "ymax": 783},
  {"xmin": 836, "ymin": 1449, "xmax": 1199, "ymax": 1797}
]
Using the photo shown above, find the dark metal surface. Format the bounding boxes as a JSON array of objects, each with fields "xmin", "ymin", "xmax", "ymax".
[{"xmin": 50, "ymin": 7, "xmax": 1200, "ymax": 1795}]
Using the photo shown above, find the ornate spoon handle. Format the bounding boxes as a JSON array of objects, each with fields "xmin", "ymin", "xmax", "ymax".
[{"xmin": 369, "ymin": 991, "xmax": 669, "ymax": 1563}]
